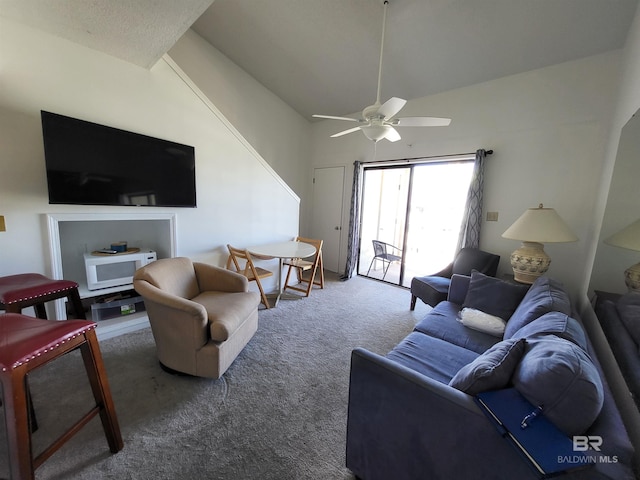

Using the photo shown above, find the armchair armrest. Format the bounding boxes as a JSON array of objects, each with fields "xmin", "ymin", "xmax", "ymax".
[
  {"xmin": 194, "ymin": 262, "xmax": 249, "ymax": 293},
  {"xmin": 431, "ymin": 262, "xmax": 454, "ymax": 278},
  {"xmin": 133, "ymin": 279, "xmax": 209, "ymax": 348},
  {"xmin": 133, "ymin": 279, "xmax": 205, "ymax": 316}
]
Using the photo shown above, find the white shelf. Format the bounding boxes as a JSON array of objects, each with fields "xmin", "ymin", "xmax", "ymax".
[
  {"xmin": 78, "ymin": 282, "xmax": 136, "ymax": 299},
  {"xmin": 92, "ymin": 311, "xmax": 150, "ymax": 341}
]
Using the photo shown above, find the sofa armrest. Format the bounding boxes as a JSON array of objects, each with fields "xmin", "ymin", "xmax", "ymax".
[
  {"xmin": 194, "ymin": 262, "xmax": 249, "ymax": 293},
  {"xmin": 346, "ymin": 348, "xmax": 538, "ymax": 480},
  {"xmin": 447, "ymin": 274, "xmax": 470, "ymax": 304}
]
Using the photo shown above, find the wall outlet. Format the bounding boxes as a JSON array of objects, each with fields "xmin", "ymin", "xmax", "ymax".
[{"xmin": 486, "ymin": 211, "xmax": 499, "ymax": 222}]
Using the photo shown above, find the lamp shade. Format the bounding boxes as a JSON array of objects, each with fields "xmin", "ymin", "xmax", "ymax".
[
  {"xmin": 604, "ymin": 219, "xmax": 640, "ymax": 291},
  {"xmin": 502, "ymin": 204, "xmax": 578, "ymax": 243},
  {"xmin": 605, "ymin": 219, "xmax": 640, "ymax": 252},
  {"xmin": 502, "ymin": 204, "xmax": 577, "ymax": 284}
]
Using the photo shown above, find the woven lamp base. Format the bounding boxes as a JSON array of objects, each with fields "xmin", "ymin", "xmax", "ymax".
[
  {"xmin": 624, "ymin": 263, "xmax": 640, "ymax": 291},
  {"xmin": 510, "ymin": 241, "xmax": 551, "ymax": 284}
]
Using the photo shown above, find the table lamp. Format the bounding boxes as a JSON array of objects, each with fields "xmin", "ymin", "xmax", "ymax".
[
  {"xmin": 502, "ymin": 204, "xmax": 578, "ymax": 284},
  {"xmin": 604, "ymin": 219, "xmax": 640, "ymax": 291}
]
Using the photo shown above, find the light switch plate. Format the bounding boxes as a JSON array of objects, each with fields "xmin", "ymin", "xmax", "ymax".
[{"xmin": 486, "ymin": 211, "xmax": 499, "ymax": 222}]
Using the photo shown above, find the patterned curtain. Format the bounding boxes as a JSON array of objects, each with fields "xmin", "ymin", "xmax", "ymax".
[
  {"xmin": 456, "ymin": 149, "xmax": 486, "ymax": 251},
  {"xmin": 341, "ymin": 161, "xmax": 364, "ymax": 280}
]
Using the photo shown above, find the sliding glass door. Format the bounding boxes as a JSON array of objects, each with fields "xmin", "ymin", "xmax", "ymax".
[{"xmin": 358, "ymin": 161, "xmax": 474, "ymax": 286}]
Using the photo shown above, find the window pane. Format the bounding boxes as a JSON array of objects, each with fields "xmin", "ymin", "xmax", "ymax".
[
  {"xmin": 402, "ymin": 162, "xmax": 474, "ymax": 286},
  {"xmin": 358, "ymin": 168, "xmax": 409, "ymax": 284}
]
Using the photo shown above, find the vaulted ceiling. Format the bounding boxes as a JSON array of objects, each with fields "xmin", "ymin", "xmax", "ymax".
[{"xmin": 2, "ymin": 0, "xmax": 638, "ymax": 120}]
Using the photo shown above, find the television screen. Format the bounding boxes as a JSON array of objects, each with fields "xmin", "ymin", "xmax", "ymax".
[{"xmin": 41, "ymin": 111, "xmax": 196, "ymax": 207}]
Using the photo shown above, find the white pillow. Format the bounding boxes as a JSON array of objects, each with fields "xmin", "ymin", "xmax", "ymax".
[{"xmin": 459, "ymin": 307, "xmax": 506, "ymax": 337}]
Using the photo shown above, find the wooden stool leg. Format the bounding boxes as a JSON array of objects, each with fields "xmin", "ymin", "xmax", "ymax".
[
  {"xmin": 34, "ymin": 303, "xmax": 48, "ymax": 319},
  {"xmin": 67, "ymin": 288, "xmax": 86, "ymax": 319},
  {"xmin": 2, "ymin": 370, "xmax": 36, "ymax": 480},
  {"xmin": 26, "ymin": 378, "xmax": 39, "ymax": 432},
  {"xmin": 80, "ymin": 329, "xmax": 123, "ymax": 452}
]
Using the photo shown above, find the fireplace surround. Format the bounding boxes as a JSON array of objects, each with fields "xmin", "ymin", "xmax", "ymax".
[{"xmin": 46, "ymin": 212, "xmax": 176, "ymax": 339}]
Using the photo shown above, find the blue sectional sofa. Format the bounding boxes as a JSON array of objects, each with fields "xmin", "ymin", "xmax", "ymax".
[
  {"xmin": 346, "ymin": 273, "xmax": 636, "ymax": 480},
  {"xmin": 595, "ymin": 292, "xmax": 640, "ymax": 413}
]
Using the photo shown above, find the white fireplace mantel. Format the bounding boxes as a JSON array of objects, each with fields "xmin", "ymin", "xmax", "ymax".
[{"xmin": 45, "ymin": 212, "xmax": 177, "ymax": 339}]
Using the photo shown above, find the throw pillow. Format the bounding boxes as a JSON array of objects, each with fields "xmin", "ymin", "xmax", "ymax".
[
  {"xmin": 512, "ymin": 335, "xmax": 604, "ymax": 436},
  {"xmin": 459, "ymin": 307, "xmax": 507, "ymax": 337},
  {"xmin": 449, "ymin": 338, "xmax": 526, "ymax": 395},
  {"xmin": 617, "ymin": 292, "xmax": 640, "ymax": 347},
  {"xmin": 462, "ymin": 271, "xmax": 529, "ymax": 321},
  {"xmin": 504, "ymin": 276, "xmax": 571, "ymax": 339},
  {"xmin": 508, "ymin": 311, "xmax": 588, "ymax": 351}
]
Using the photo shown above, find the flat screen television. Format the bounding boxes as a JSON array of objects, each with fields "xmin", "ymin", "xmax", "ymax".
[{"xmin": 41, "ymin": 111, "xmax": 197, "ymax": 207}]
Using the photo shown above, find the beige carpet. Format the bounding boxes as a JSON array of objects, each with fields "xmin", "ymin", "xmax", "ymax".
[{"xmin": 0, "ymin": 273, "xmax": 431, "ymax": 479}]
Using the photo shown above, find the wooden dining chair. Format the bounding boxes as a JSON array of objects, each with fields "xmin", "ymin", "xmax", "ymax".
[
  {"xmin": 283, "ymin": 237, "xmax": 324, "ymax": 297},
  {"xmin": 226, "ymin": 245, "xmax": 273, "ymax": 309}
]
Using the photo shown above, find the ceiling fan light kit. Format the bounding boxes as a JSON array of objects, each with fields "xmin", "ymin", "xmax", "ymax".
[{"xmin": 313, "ymin": 0, "xmax": 451, "ymax": 143}]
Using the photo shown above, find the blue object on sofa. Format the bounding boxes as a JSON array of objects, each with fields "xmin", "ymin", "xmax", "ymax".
[
  {"xmin": 347, "ymin": 275, "xmax": 636, "ymax": 480},
  {"xmin": 409, "ymin": 247, "xmax": 500, "ymax": 310}
]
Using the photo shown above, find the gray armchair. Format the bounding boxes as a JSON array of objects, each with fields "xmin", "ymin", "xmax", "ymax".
[
  {"xmin": 410, "ymin": 248, "xmax": 500, "ymax": 310},
  {"xmin": 133, "ymin": 257, "xmax": 260, "ymax": 379}
]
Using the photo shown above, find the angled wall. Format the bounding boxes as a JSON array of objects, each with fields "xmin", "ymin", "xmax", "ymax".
[{"xmin": 0, "ymin": 17, "xmax": 299, "ymax": 290}]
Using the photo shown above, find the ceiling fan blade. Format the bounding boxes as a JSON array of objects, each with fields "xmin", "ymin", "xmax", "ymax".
[
  {"xmin": 394, "ymin": 116, "xmax": 452, "ymax": 127},
  {"xmin": 384, "ymin": 127, "xmax": 401, "ymax": 142},
  {"xmin": 330, "ymin": 126, "xmax": 362, "ymax": 138},
  {"xmin": 313, "ymin": 114, "xmax": 360, "ymax": 122},
  {"xmin": 377, "ymin": 97, "xmax": 407, "ymax": 120}
]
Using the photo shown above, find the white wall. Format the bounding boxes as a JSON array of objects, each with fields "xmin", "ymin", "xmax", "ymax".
[
  {"xmin": 0, "ymin": 18, "xmax": 299, "ymax": 291},
  {"xmin": 168, "ymin": 29, "xmax": 311, "ymax": 199},
  {"xmin": 310, "ymin": 52, "xmax": 621, "ymax": 298}
]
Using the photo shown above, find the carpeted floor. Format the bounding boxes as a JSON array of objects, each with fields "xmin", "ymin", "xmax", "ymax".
[{"xmin": 0, "ymin": 273, "xmax": 431, "ymax": 479}]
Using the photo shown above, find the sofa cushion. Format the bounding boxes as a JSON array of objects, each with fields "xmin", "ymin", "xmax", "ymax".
[
  {"xmin": 462, "ymin": 271, "xmax": 529, "ymax": 321},
  {"xmin": 617, "ymin": 292, "xmax": 640, "ymax": 348},
  {"xmin": 414, "ymin": 302, "xmax": 501, "ymax": 354},
  {"xmin": 509, "ymin": 311, "xmax": 588, "ymax": 351},
  {"xmin": 449, "ymin": 338, "xmax": 526, "ymax": 395},
  {"xmin": 459, "ymin": 308, "xmax": 506, "ymax": 337},
  {"xmin": 386, "ymin": 331, "xmax": 479, "ymax": 384},
  {"xmin": 512, "ymin": 335, "xmax": 604, "ymax": 436},
  {"xmin": 504, "ymin": 276, "xmax": 571, "ymax": 339}
]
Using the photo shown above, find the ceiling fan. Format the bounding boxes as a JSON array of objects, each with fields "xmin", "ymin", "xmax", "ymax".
[{"xmin": 313, "ymin": 0, "xmax": 451, "ymax": 143}]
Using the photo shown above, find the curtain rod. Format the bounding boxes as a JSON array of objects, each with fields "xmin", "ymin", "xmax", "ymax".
[{"xmin": 360, "ymin": 149, "xmax": 493, "ymax": 167}]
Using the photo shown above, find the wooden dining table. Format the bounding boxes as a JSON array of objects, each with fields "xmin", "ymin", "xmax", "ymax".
[{"xmin": 247, "ymin": 240, "xmax": 316, "ymax": 306}]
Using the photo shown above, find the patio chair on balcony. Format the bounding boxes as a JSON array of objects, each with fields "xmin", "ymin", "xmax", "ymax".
[{"xmin": 367, "ymin": 240, "xmax": 403, "ymax": 280}]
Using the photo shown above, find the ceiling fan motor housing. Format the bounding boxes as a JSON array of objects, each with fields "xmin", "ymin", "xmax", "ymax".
[{"xmin": 362, "ymin": 103, "xmax": 383, "ymax": 120}]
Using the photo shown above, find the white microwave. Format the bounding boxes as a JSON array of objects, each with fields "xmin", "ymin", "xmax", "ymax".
[{"xmin": 84, "ymin": 250, "xmax": 157, "ymax": 291}]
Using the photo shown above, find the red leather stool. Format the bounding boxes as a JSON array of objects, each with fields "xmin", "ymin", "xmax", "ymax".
[
  {"xmin": 0, "ymin": 273, "xmax": 85, "ymax": 319},
  {"xmin": 0, "ymin": 313, "xmax": 123, "ymax": 479}
]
